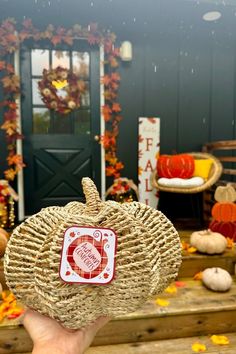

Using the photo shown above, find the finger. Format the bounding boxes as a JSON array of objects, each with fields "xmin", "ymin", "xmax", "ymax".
[{"xmin": 86, "ymin": 316, "xmax": 110, "ymax": 338}]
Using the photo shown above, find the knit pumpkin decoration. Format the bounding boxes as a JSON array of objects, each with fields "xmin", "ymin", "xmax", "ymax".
[
  {"xmin": 212, "ymin": 202, "xmax": 236, "ymax": 222},
  {"xmin": 4, "ymin": 178, "xmax": 181, "ymax": 329},
  {"xmin": 214, "ymin": 184, "xmax": 236, "ymax": 203},
  {"xmin": 209, "ymin": 220, "xmax": 236, "ymax": 241}
]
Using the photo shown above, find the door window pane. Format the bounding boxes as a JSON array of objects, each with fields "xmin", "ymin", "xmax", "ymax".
[
  {"xmin": 53, "ymin": 112, "xmax": 71, "ymax": 134},
  {"xmin": 74, "ymin": 110, "xmax": 91, "ymax": 135},
  {"xmin": 31, "ymin": 49, "xmax": 49, "ymax": 76},
  {"xmin": 72, "ymin": 52, "xmax": 90, "ymax": 78},
  {"xmin": 81, "ymin": 82, "xmax": 90, "ymax": 107},
  {"xmin": 32, "ymin": 79, "xmax": 44, "ymax": 105},
  {"xmin": 33, "ymin": 108, "xmax": 50, "ymax": 134},
  {"xmin": 52, "ymin": 50, "xmax": 70, "ymax": 69}
]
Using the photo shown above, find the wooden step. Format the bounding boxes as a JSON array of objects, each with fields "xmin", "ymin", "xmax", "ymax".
[
  {"xmin": 6, "ymin": 333, "xmax": 236, "ymax": 354},
  {"xmin": 179, "ymin": 248, "xmax": 236, "ymax": 277},
  {"xmin": 1, "ymin": 278, "xmax": 236, "ymax": 352},
  {"xmin": 86, "ymin": 333, "xmax": 236, "ymax": 354},
  {"xmin": 178, "ymin": 230, "xmax": 236, "ymax": 277}
]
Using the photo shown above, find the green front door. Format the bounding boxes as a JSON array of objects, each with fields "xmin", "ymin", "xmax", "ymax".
[{"xmin": 21, "ymin": 42, "xmax": 101, "ymax": 215}]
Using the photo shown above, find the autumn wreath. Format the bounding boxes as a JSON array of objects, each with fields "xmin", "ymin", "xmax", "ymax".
[{"xmin": 38, "ymin": 66, "xmax": 86, "ymax": 114}]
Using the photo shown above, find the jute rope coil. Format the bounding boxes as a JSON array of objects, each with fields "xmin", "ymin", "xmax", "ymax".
[{"xmin": 4, "ymin": 177, "xmax": 181, "ymax": 329}]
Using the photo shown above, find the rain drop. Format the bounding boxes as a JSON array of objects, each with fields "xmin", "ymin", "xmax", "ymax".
[
  {"xmin": 91, "ymin": 1, "xmax": 94, "ymax": 6},
  {"xmin": 232, "ymin": 120, "xmax": 235, "ymax": 126},
  {"xmin": 191, "ymin": 68, "xmax": 194, "ymax": 74},
  {"xmin": 133, "ymin": 17, "xmax": 136, "ymax": 23},
  {"xmin": 211, "ymin": 30, "xmax": 215, "ymax": 35}
]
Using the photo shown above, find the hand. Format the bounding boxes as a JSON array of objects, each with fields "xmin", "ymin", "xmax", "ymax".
[{"xmin": 23, "ymin": 309, "xmax": 110, "ymax": 354}]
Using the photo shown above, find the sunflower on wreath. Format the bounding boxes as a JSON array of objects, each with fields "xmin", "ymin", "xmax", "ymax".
[{"xmin": 38, "ymin": 66, "xmax": 86, "ymax": 115}]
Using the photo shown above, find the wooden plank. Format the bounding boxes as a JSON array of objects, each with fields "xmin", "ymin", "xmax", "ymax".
[
  {"xmin": 86, "ymin": 333, "xmax": 236, "ymax": 354},
  {"xmin": 0, "ymin": 326, "xmax": 32, "ymax": 354},
  {"xmin": 179, "ymin": 250, "xmax": 236, "ymax": 277}
]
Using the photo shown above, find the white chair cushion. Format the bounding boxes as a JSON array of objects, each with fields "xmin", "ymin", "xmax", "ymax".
[{"xmin": 158, "ymin": 176, "xmax": 205, "ymax": 188}]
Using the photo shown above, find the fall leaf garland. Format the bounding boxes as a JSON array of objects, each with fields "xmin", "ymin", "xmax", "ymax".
[{"xmin": 0, "ymin": 18, "xmax": 123, "ymax": 181}]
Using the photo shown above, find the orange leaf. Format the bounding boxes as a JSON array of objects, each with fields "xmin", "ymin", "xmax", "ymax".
[
  {"xmin": 115, "ymin": 162, "xmax": 124, "ymax": 171},
  {"xmin": 138, "ymin": 167, "xmax": 143, "ymax": 176},
  {"xmin": 181, "ymin": 240, "xmax": 190, "ymax": 251},
  {"xmin": 226, "ymin": 237, "xmax": 234, "ymax": 249},
  {"xmin": 102, "ymin": 105, "xmax": 112, "ymax": 122},
  {"xmin": 112, "ymin": 103, "xmax": 121, "ymax": 113},
  {"xmin": 111, "ymin": 72, "xmax": 120, "ymax": 82},
  {"xmin": 4, "ymin": 169, "xmax": 16, "ymax": 181},
  {"xmin": 193, "ymin": 271, "xmax": 203, "ymax": 280},
  {"xmin": 102, "ymin": 75, "xmax": 111, "ymax": 86}
]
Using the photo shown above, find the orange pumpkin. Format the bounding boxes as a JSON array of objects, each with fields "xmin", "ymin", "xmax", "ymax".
[
  {"xmin": 211, "ymin": 202, "xmax": 236, "ymax": 222},
  {"xmin": 0, "ymin": 227, "xmax": 9, "ymax": 239},
  {"xmin": 157, "ymin": 154, "xmax": 194, "ymax": 179},
  {"xmin": 0, "ymin": 233, "xmax": 8, "ymax": 258}
]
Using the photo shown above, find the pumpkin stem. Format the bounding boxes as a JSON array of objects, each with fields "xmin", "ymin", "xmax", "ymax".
[{"xmin": 82, "ymin": 177, "xmax": 102, "ymax": 216}]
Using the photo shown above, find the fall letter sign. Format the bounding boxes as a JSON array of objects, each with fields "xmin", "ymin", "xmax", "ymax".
[
  {"xmin": 138, "ymin": 117, "xmax": 160, "ymax": 208},
  {"xmin": 60, "ymin": 226, "xmax": 117, "ymax": 284}
]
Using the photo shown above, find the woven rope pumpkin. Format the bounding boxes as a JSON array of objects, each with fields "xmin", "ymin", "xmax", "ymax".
[{"xmin": 4, "ymin": 178, "xmax": 181, "ymax": 329}]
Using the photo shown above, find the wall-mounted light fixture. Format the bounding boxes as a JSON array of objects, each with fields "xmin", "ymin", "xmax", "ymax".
[
  {"xmin": 202, "ymin": 11, "xmax": 222, "ymax": 21},
  {"xmin": 120, "ymin": 41, "xmax": 133, "ymax": 61}
]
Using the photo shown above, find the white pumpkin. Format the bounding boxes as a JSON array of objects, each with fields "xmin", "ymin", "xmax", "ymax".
[
  {"xmin": 190, "ymin": 229, "xmax": 227, "ymax": 254},
  {"xmin": 214, "ymin": 183, "xmax": 236, "ymax": 203},
  {"xmin": 202, "ymin": 267, "xmax": 232, "ymax": 292}
]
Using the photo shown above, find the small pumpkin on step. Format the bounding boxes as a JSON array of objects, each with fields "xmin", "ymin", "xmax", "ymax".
[
  {"xmin": 190, "ymin": 229, "xmax": 227, "ymax": 254},
  {"xmin": 212, "ymin": 202, "xmax": 236, "ymax": 222},
  {"xmin": 202, "ymin": 267, "xmax": 232, "ymax": 292},
  {"xmin": 214, "ymin": 183, "xmax": 236, "ymax": 203}
]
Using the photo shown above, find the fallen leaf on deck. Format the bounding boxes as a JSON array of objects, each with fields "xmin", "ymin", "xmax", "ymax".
[
  {"xmin": 191, "ymin": 342, "xmax": 207, "ymax": 352},
  {"xmin": 164, "ymin": 284, "xmax": 177, "ymax": 294},
  {"xmin": 175, "ymin": 281, "xmax": 186, "ymax": 287},
  {"xmin": 210, "ymin": 334, "xmax": 230, "ymax": 345},
  {"xmin": 226, "ymin": 238, "xmax": 234, "ymax": 249},
  {"xmin": 188, "ymin": 246, "xmax": 197, "ymax": 253},
  {"xmin": 181, "ymin": 240, "xmax": 189, "ymax": 250},
  {"xmin": 193, "ymin": 271, "xmax": 203, "ymax": 280},
  {"xmin": 155, "ymin": 298, "xmax": 170, "ymax": 307}
]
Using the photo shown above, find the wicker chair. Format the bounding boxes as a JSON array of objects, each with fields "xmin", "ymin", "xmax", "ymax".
[{"xmin": 151, "ymin": 152, "xmax": 223, "ymax": 194}]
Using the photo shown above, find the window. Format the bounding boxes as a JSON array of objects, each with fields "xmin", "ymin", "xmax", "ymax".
[{"xmin": 31, "ymin": 48, "xmax": 91, "ymax": 135}]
